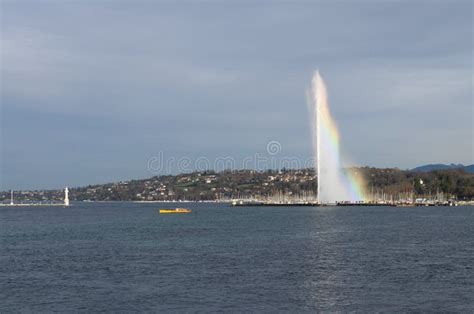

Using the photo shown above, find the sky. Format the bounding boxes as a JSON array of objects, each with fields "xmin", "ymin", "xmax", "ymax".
[{"xmin": 1, "ymin": 0, "xmax": 473, "ymax": 190}]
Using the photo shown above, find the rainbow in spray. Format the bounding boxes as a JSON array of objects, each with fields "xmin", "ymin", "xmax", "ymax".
[{"xmin": 310, "ymin": 71, "xmax": 366, "ymax": 203}]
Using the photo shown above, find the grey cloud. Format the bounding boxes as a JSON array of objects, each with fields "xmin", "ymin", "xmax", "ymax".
[{"xmin": 1, "ymin": 0, "xmax": 472, "ymax": 189}]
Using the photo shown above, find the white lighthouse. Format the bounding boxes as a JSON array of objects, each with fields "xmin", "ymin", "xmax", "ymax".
[{"xmin": 64, "ymin": 187, "xmax": 70, "ymax": 206}]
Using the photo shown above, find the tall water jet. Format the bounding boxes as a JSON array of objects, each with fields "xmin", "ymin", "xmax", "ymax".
[{"xmin": 310, "ymin": 71, "xmax": 365, "ymax": 203}]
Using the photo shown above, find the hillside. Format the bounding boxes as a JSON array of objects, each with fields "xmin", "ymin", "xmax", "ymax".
[
  {"xmin": 2, "ymin": 167, "xmax": 474, "ymax": 202},
  {"xmin": 412, "ymin": 164, "xmax": 474, "ymax": 173}
]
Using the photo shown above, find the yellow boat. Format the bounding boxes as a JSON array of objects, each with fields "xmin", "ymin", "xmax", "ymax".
[{"xmin": 159, "ymin": 208, "xmax": 192, "ymax": 214}]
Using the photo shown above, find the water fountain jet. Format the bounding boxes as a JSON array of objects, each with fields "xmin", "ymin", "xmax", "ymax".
[{"xmin": 310, "ymin": 71, "xmax": 365, "ymax": 204}]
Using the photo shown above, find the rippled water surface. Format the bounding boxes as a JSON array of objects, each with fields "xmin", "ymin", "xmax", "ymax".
[{"xmin": 1, "ymin": 203, "xmax": 473, "ymax": 311}]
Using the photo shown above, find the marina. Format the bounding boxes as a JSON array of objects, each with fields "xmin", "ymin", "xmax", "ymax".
[{"xmin": 230, "ymin": 199, "xmax": 458, "ymax": 207}]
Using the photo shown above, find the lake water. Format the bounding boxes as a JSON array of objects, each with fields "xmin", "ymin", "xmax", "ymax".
[{"xmin": 1, "ymin": 202, "xmax": 473, "ymax": 312}]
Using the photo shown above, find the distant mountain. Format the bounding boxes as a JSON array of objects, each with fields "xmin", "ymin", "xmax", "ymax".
[
  {"xmin": 465, "ymin": 165, "xmax": 474, "ymax": 173},
  {"xmin": 412, "ymin": 164, "xmax": 474, "ymax": 173}
]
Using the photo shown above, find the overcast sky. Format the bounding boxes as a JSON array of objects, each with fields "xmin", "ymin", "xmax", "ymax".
[{"xmin": 1, "ymin": 0, "xmax": 473, "ymax": 190}]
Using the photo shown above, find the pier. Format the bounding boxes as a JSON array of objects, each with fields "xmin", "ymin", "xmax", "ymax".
[
  {"xmin": 0, "ymin": 188, "xmax": 70, "ymax": 207},
  {"xmin": 231, "ymin": 199, "xmax": 457, "ymax": 207}
]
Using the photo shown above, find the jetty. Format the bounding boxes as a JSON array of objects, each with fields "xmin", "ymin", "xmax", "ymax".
[
  {"xmin": 0, "ymin": 188, "xmax": 70, "ymax": 207},
  {"xmin": 230, "ymin": 199, "xmax": 457, "ymax": 207}
]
